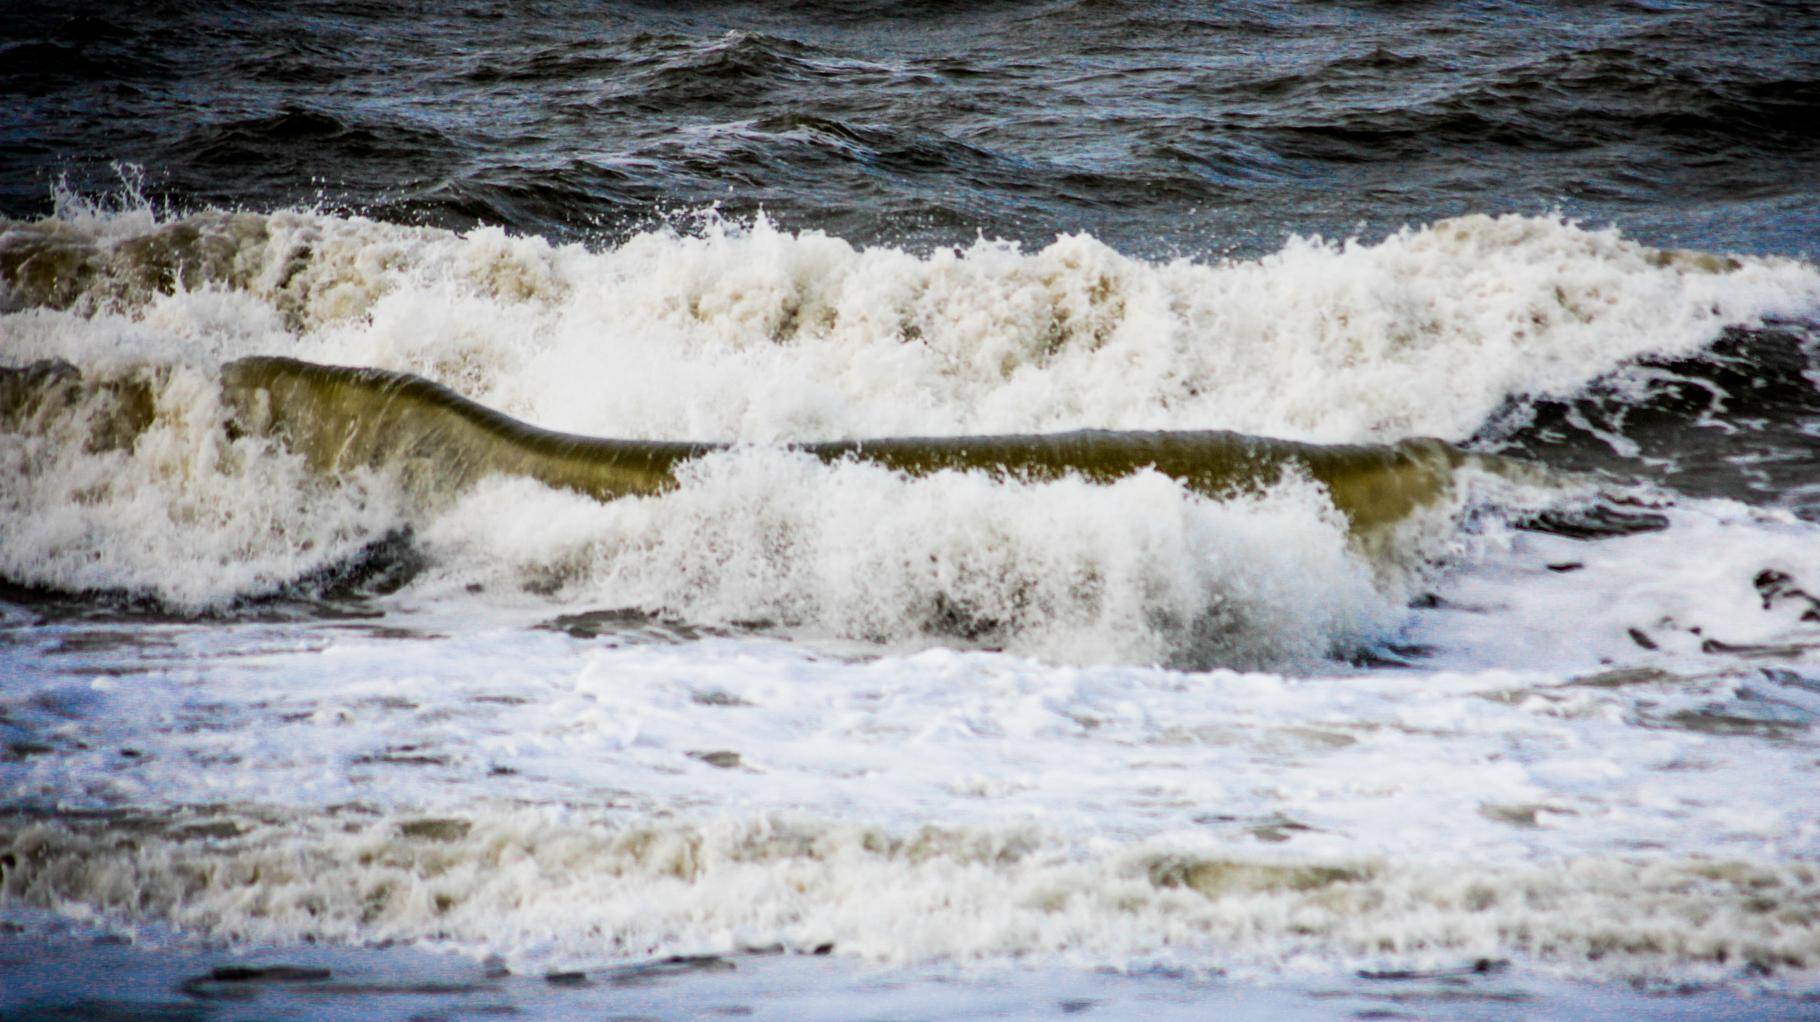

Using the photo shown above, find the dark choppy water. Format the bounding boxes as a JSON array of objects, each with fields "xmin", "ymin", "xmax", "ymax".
[{"xmin": 4, "ymin": 0, "xmax": 1818, "ymax": 257}]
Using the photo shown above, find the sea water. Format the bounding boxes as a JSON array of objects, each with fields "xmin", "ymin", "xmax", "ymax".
[{"xmin": 4, "ymin": 2, "xmax": 1819, "ymax": 1019}]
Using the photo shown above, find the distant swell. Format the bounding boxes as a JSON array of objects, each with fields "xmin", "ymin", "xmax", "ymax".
[{"xmin": 6, "ymin": 2, "xmax": 1816, "ymax": 254}]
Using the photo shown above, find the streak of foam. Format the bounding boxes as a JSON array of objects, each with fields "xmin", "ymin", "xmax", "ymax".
[{"xmin": 3, "ymin": 811, "xmax": 1816, "ymax": 981}]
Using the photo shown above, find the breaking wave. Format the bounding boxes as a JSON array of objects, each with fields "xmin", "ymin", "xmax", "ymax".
[{"xmin": 2, "ymin": 202, "xmax": 1816, "ymax": 665}]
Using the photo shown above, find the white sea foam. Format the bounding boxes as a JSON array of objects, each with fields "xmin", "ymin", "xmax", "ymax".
[
  {"xmin": 5, "ymin": 206, "xmax": 1816, "ymax": 445},
  {"xmin": 0, "ymin": 363, "xmax": 402, "ymax": 606},
  {"xmin": 4, "ymin": 570, "xmax": 1817, "ymax": 980},
  {"xmin": 413, "ymin": 455, "xmax": 1403, "ymax": 669},
  {"xmin": 4, "ymin": 209, "xmax": 1820, "ymax": 986},
  {"xmin": 6, "ymin": 810, "xmax": 1818, "ymax": 979},
  {"xmin": 1414, "ymin": 497, "xmax": 1820, "ymax": 673},
  {"xmin": 4, "ymin": 206, "xmax": 1816, "ymax": 641}
]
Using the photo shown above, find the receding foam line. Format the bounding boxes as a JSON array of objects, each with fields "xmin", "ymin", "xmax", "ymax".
[{"xmin": 4, "ymin": 810, "xmax": 1817, "ymax": 978}]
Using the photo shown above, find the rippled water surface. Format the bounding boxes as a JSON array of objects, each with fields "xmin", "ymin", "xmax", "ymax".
[{"xmin": 5, "ymin": 0, "xmax": 1818, "ymax": 256}]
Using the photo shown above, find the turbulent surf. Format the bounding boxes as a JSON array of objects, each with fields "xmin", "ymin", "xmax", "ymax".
[{"xmin": 4, "ymin": 2, "xmax": 1820, "ymax": 1015}]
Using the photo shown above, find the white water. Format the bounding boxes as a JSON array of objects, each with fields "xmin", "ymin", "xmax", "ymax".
[
  {"xmin": 6, "ymin": 550, "xmax": 1820, "ymax": 978},
  {"xmin": 4, "ymin": 205, "xmax": 1820, "ymax": 995},
  {"xmin": 3, "ymin": 205, "xmax": 1816, "ymax": 632},
  {"xmin": 7, "ymin": 204, "xmax": 1817, "ymax": 446}
]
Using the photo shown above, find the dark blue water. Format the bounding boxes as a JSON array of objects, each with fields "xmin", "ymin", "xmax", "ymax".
[{"xmin": 4, "ymin": 0, "xmax": 1817, "ymax": 259}]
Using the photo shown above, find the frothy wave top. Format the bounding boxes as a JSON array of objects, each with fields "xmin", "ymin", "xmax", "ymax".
[{"xmin": 4, "ymin": 207, "xmax": 1814, "ymax": 444}]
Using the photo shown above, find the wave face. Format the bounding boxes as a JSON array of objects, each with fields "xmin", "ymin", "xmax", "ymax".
[{"xmin": 209, "ymin": 355, "xmax": 1476, "ymax": 534}]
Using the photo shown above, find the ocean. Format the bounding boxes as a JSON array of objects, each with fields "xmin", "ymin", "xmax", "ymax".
[{"xmin": 3, "ymin": 1, "xmax": 1820, "ymax": 1019}]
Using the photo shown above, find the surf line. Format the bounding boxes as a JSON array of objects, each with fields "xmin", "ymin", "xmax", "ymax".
[{"xmin": 216, "ymin": 356, "xmax": 1503, "ymax": 538}]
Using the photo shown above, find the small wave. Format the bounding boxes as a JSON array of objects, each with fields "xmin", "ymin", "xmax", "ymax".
[
  {"xmin": 182, "ymin": 107, "xmax": 395, "ymax": 153},
  {"xmin": 1249, "ymin": 40, "xmax": 1820, "ymax": 162},
  {"xmin": 0, "ymin": 41, "xmax": 105, "ymax": 93},
  {"xmin": 608, "ymin": 30, "xmax": 842, "ymax": 105},
  {"xmin": 179, "ymin": 107, "xmax": 460, "ymax": 175}
]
